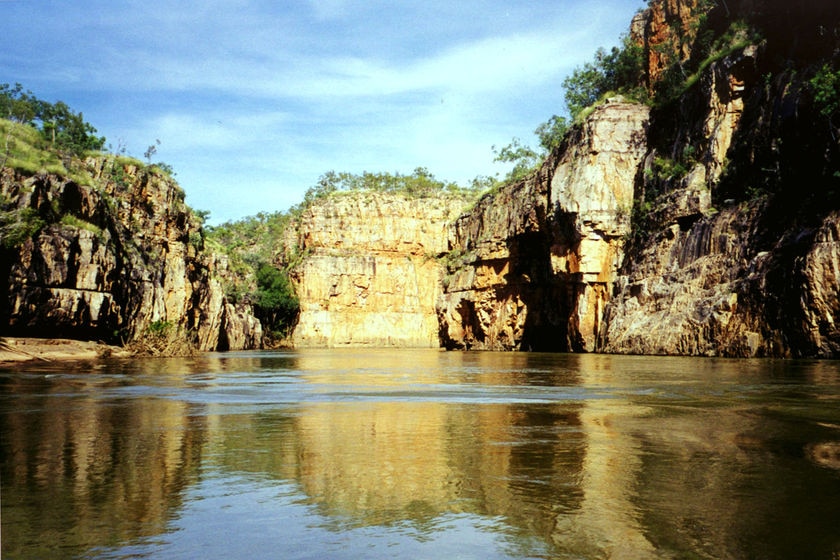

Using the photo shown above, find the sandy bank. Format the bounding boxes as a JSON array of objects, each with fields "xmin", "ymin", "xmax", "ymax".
[{"xmin": 0, "ymin": 338, "xmax": 131, "ymax": 365}]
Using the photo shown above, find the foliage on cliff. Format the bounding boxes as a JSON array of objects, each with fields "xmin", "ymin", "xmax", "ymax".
[
  {"xmin": 0, "ymin": 118, "xmax": 194, "ymax": 252},
  {"xmin": 293, "ymin": 167, "xmax": 487, "ymax": 210},
  {"xmin": 0, "ymin": 85, "xmax": 202, "ymax": 256},
  {"xmin": 205, "ymin": 211, "xmax": 299, "ymax": 341},
  {"xmin": 1, "ymin": 83, "xmax": 105, "ymax": 157},
  {"xmin": 563, "ymin": 35, "xmax": 647, "ymax": 119},
  {"xmin": 493, "ymin": 33, "xmax": 645, "ymax": 184}
]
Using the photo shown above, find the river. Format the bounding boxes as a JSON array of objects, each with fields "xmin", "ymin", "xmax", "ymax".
[{"xmin": 1, "ymin": 349, "xmax": 839, "ymax": 559}]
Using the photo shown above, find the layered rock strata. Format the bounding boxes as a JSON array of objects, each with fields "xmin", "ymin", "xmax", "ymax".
[
  {"xmin": 290, "ymin": 193, "xmax": 467, "ymax": 347},
  {"xmin": 0, "ymin": 162, "xmax": 261, "ymax": 350},
  {"xmin": 438, "ymin": 101, "xmax": 650, "ymax": 351},
  {"xmin": 297, "ymin": 0, "xmax": 840, "ymax": 357}
]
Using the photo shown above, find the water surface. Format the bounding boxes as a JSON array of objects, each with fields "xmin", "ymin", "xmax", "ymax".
[{"xmin": 2, "ymin": 350, "xmax": 839, "ymax": 558}]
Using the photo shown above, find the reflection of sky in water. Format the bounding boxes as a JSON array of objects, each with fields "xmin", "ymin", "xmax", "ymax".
[{"xmin": 95, "ymin": 473, "xmax": 551, "ymax": 560}]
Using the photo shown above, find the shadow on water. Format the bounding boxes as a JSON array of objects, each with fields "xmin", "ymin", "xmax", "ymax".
[{"xmin": 1, "ymin": 350, "xmax": 839, "ymax": 558}]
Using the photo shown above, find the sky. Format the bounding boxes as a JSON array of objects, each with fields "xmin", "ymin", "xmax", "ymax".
[{"xmin": 2, "ymin": 0, "xmax": 645, "ymax": 224}]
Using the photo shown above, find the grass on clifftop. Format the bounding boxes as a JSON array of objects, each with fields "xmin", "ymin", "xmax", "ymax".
[{"xmin": 0, "ymin": 119, "xmax": 97, "ymax": 185}]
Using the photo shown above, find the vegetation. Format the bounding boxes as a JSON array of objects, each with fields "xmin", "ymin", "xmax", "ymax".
[
  {"xmin": 646, "ymin": 154, "xmax": 692, "ymax": 183},
  {"xmin": 254, "ymin": 263, "xmax": 299, "ymax": 339},
  {"xmin": 292, "ymin": 167, "xmax": 485, "ymax": 212},
  {"xmin": 125, "ymin": 320, "xmax": 199, "ymax": 357},
  {"xmin": 0, "ymin": 83, "xmax": 105, "ymax": 156},
  {"xmin": 59, "ymin": 214, "xmax": 104, "ymax": 238},
  {"xmin": 491, "ymin": 115, "xmax": 570, "ymax": 183},
  {"xmin": 492, "ymin": 33, "xmax": 645, "ymax": 184},
  {"xmin": 562, "ymin": 35, "xmax": 647, "ymax": 120},
  {"xmin": 0, "ymin": 202, "xmax": 45, "ymax": 249},
  {"xmin": 491, "ymin": 138, "xmax": 542, "ymax": 183},
  {"xmin": 0, "ymin": 119, "xmax": 96, "ymax": 184},
  {"xmin": 654, "ymin": 19, "xmax": 760, "ymax": 105},
  {"xmin": 205, "ymin": 211, "xmax": 299, "ymax": 341},
  {"xmin": 810, "ymin": 64, "xmax": 840, "ymax": 134}
]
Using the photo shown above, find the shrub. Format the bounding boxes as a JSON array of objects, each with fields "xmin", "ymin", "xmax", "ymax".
[
  {"xmin": 810, "ymin": 64, "xmax": 840, "ymax": 127},
  {"xmin": 60, "ymin": 214, "xmax": 103, "ymax": 237},
  {"xmin": 0, "ymin": 205, "xmax": 45, "ymax": 249},
  {"xmin": 254, "ymin": 263, "xmax": 299, "ymax": 337},
  {"xmin": 127, "ymin": 320, "xmax": 199, "ymax": 357}
]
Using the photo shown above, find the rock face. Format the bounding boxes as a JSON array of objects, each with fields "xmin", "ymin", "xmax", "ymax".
[
  {"xmin": 597, "ymin": 0, "xmax": 840, "ymax": 357},
  {"xmin": 13, "ymin": 0, "xmax": 831, "ymax": 358},
  {"xmin": 279, "ymin": 0, "xmax": 840, "ymax": 357},
  {"xmin": 0, "ymin": 161, "xmax": 261, "ymax": 350},
  {"xmin": 290, "ymin": 193, "xmax": 466, "ymax": 347},
  {"xmin": 433, "ymin": 0, "xmax": 840, "ymax": 358},
  {"xmin": 437, "ymin": 101, "xmax": 650, "ymax": 351}
]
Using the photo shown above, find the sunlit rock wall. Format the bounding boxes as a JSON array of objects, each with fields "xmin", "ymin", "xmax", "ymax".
[
  {"xmin": 600, "ymin": 0, "xmax": 840, "ymax": 357},
  {"xmin": 0, "ymin": 163, "xmax": 260, "ymax": 350},
  {"xmin": 438, "ymin": 101, "xmax": 650, "ymax": 352},
  {"xmin": 290, "ymin": 192, "xmax": 466, "ymax": 347}
]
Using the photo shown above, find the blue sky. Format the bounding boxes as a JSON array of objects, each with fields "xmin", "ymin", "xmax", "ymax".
[{"xmin": 2, "ymin": 0, "xmax": 645, "ymax": 224}]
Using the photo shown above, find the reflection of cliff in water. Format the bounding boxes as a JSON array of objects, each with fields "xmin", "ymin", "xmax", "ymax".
[
  {"xmin": 0, "ymin": 372, "xmax": 208, "ymax": 558},
  {"xmin": 295, "ymin": 401, "xmax": 586, "ymax": 537},
  {"xmin": 3, "ymin": 353, "xmax": 840, "ymax": 558}
]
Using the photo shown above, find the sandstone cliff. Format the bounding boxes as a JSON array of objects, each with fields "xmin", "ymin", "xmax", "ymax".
[
  {"xmin": 0, "ymin": 160, "xmax": 261, "ymax": 351},
  {"xmin": 599, "ymin": 0, "xmax": 840, "ymax": 357},
  {"xmin": 290, "ymin": 192, "xmax": 467, "ymax": 347},
  {"xmin": 281, "ymin": 0, "xmax": 840, "ymax": 357},
  {"xmin": 432, "ymin": 0, "xmax": 840, "ymax": 357},
  {"xmin": 437, "ymin": 101, "xmax": 650, "ymax": 351}
]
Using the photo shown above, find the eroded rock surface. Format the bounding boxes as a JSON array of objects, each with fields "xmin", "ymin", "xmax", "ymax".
[
  {"xmin": 290, "ymin": 193, "xmax": 466, "ymax": 347},
  {"xmin": 1, "ymin": 163, "xmax": 260, "ymax": 350},
  {"xmin": 438, "ymin": 102, "xmax": 650, "ymax": 352}
]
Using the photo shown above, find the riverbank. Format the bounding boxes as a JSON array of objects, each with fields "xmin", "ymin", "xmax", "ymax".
[{"xmin": 0, "ymin": 338, "xmax": 132, "ymax": 364}]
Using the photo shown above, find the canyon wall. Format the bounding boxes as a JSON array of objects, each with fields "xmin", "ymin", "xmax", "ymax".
[
  {"xmin": 0, "ymin": 161, "xmax": 261, "ymax": 350},
  {"xmin": 436, "ymin": 0, "xmax": 840, "ymax": 357},
  {"xmin": 437, "ymin": 101, "xmax": 649, "ymax": 351},
  {"xmin": 291, "ymin": 0, "xmax": 840, "ymax": 357},
  {"xmin": 8, "ymin": 0, "xmax": 838, "ymax": 358},
  {"xmin": 599, "ymin": 0, "xmax": 840, "ymax": 357},
  {"xmin": 289, "ymin": 193, "xmax": 467, "ymax": 347}
]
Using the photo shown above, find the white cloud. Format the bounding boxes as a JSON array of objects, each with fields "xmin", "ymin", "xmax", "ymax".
[{"xmin": 144, "ymin": 111, "xmax": 293, "ymax": 151}]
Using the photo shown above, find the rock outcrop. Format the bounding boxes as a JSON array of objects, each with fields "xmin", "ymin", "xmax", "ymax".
[
  {"xmin": 434, "ymin": 0, "xmax": 840, "ymax": 357},
  {"xmin": 280, "ymin": 0, "xmax": 840, "ymax": 358},
  {"xmin": 290, "ymin": 192, "xmax": 466, "ymax": 347},
  {"xmin": 11, "ymin": 0, "xmax": 837, "ymax": 358},
  {"xmin": 598, "ymin": 0, "xmax": 840, "ymax": 357},
  {"xmin": 0, "ymin": 161, "xmax": 261, "ymax": 350},
  {"xmin": 437, "ymin": 101, "xmax": 650, "ymax": 351}
]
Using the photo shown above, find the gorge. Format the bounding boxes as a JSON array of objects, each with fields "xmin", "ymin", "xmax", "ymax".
[
  {"xmin": 3, "ymin": 0, "xmax": 840, "ymax": 358},
  {"xmin": 289, "ymin": 0, "xmax": 840, "ymax": 357}
]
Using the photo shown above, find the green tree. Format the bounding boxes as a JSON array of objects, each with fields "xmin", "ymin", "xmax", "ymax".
[
  {"xmin": 534, "ymin": 114, "xmax": 569, "ymax": 152},
  {"xmin": 254, "ymin": 263, "xmax": 299, "ymax": 336},
  {"xmin": 492, "ymin": 114, "xmax": 570, "ymax": 183},
  {"xmin": 562, "ymin": 35, "xmax": 645, "ymax": 120},
  {"xmin": 0, "ymin": 83, "xmax": 106, "ymax": 155},
  {"xmin": 0, "ymin": 83, "xmax": 37, "ymax": 123},
  {"xmin": 810, "ymin": 64, "xmax": 840, "ymax": 133},
  {"xmin": 492, "ymin": 137, "xmax": 541, "ymax": 183}
]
